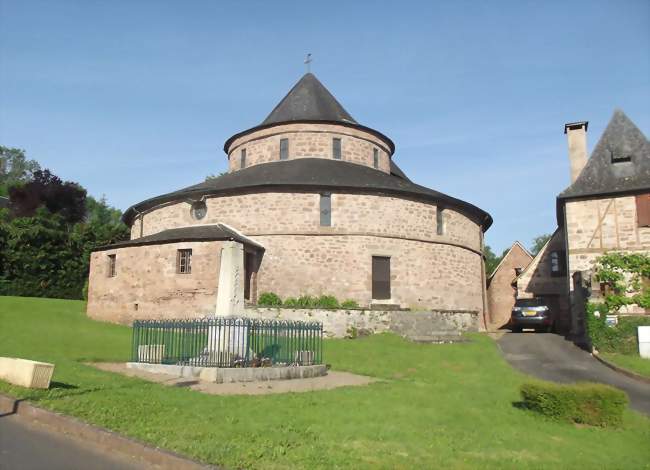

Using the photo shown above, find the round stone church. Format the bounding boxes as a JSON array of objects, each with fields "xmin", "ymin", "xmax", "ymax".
[{"xmin": 87, "ymin": 73, "xmax": 492, "ymax": 324}]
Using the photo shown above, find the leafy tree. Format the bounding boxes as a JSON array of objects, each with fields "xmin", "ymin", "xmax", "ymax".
[
  {"xmin": 530, "ymin": 233, "xmax": 552, "ymax": 256},
  {"xmin": 8, "ymin": 169, "xmax": 87, "ymax": 224},
  {"xmin": 205, "ymin": 171, "xmax": 228, "ymax": 181},
  {"xmin": 0, "ymin": 146, "xmax": 41, "ymax": 196},
  {"xmin": 484, "ymin": 245, "xmax": 503, "ymax": 276}
]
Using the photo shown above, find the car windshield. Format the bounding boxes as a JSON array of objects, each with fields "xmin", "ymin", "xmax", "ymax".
[{"xmin": 515, "ymin": 298, "xmax": 544, "ymax": 308}]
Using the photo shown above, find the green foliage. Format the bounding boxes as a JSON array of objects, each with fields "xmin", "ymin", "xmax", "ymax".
[
  {"xmin": 0, "ymin": 160, "xmax": 129, "ymax": 300},
  {"xmin": 282, "ymin": 297, "xmax": 299, "ymax": 308},
  {"xmin": 530, "ymin": 233, "xmax": 552, "ymax": 256},
  {"xmin": 484, "ymin": 245, "xmax": 502, "ymax": 276},
  {"xmin": 341, "ymin": 299, "xmax": 360, "ymax": 309},
  {"xmin": 295, "ymin": 295, "xmax": 319, "ymax": 308},
  {"xmin": 0, "ymin": 146, "xmax": 41, "ymax": 197},
  {"xmin": 2, "ymin": 297, "xmax": 649, "ymax": 469},
  {"xmin": 520, "ymin": 381, "xmax": 628, "ymax": 427},
  {"xmin": 317, "ymin": 294, "xmax": 339, "ymax": 309},
  {"xmin": 257, "ymin": 292, "xmax": 282, "ymax": 307},
  {"xmin": 593, "ymin": 252, "xmax": 650, "ymax": 311},
  {"xmin": 586, "ymin": 303, "xmax": 650, "ymax": 354}
]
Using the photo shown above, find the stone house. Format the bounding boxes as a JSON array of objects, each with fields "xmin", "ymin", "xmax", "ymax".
[
  {"xmin": 514, "ymin": 110, "xmax": 650, "ymax": 336},
  {"xmin": 86, "ymin": 73, "xmax": 493, "ymax": 325},
  {"xmin": 486, "ymin": 241, "xmax": 533, "ymax": 330}
]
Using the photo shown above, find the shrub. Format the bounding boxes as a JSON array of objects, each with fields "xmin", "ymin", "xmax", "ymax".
[
  {"xmin": 586, "ymin": 303, "xmax": 650, "ymax": 354},
  {"xmin": 282, "ymin": 297, "xmax": 299, "ymax": 308},
  {"xmin": 257, "ymin": 292, "xmax": 282, "ymax": 307},
  {"xmin": 520, "ymin": 381, "xmax": 628, "ymax": 427},
  {"xmin": 341, "ymin": 299, "xmax": 360, "ymax": 309},
  {"xmin": 317, "ymin": 294, "xmax": 340, "ymax": 309},
  {"xmin": 296, "ymin": 295, "xmax": 319, "ymax": 308}
]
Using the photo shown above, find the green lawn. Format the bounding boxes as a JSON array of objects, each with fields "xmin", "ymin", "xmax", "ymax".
[
  {"xmin": 1, "ymin": 296, "xmax": 649, "ymax": 469},
  {"xmin": 601, "ymin": 352, "xmax": 650, "ymax": 379}
]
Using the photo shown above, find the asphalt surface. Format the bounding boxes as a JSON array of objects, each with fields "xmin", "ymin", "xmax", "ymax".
[
  {"xmin": 498, "ymin": 332, "xmax": 650, "ymax": 416},
  {"xmin": 0, "ymin": 414, "xmax": 145, "ymax": 470}
]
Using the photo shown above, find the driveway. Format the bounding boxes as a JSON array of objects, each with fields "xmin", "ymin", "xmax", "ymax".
[
  {"xmin": 498, "ymin": 332, "xmax": 650, "ymax": 416},
  {"xmin": 0, "ymin": 415, "xmax": 144, "ymax": 470}
]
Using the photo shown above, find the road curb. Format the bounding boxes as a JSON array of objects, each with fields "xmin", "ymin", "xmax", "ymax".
[
  {"xmin": 0, "ymin": 393, "xmax": 220, "ymax": 469},
  {"xmin": 592, "ymin": 354, "xmax": 650, "ymax": 385}
]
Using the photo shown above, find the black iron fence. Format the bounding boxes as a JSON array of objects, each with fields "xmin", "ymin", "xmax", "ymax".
[{"xmin": 131, "ymin": 317, "xmax": 323, "ymax": 368}]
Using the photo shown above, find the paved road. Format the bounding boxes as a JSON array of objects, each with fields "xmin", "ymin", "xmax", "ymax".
[
  {"xmin": 0, "ymin": 415, "xmax": 145, "ymax": 470},
  {"xmin": 498, "ymin": 332, "xmax": 650, "ymax": 416}
]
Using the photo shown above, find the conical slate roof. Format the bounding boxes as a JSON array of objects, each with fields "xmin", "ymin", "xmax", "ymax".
[
  {"xmin": 262, "ymin": 73, "xmax": 357, "ymax": 126},
  {"xmin": 559, "ymin": 110, "xmax": 650, "ymax": 200}
]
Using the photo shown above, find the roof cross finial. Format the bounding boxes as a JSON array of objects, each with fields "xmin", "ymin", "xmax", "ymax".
[{"xmin": 304, "ymin": 53, "xmax": 312, "ymax": 73}]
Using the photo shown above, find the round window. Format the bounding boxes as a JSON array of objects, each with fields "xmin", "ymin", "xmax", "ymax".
[{"xmin": 190, "ymin": 200, "xmax": 207, "ymax": 220}]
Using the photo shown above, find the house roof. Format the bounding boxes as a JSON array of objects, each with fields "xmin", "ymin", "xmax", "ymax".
[
  {"xmin": 487, "ymin": 241, "xmax": 533, "ymax": 281},
  {"xmin": 513, "ymin": 228, "xmax": 561, "ymax": 284},
  {"xmin": 558, "ymin": 110, "xmax": 650, "ymax": 201},
  {"xmin": 262, "ymin": 73, "xmax": 357, "ymax": 126},
  {"xmin": 93, "ymin": 223, "xmax": 264, "ymax": 251},
  {"xmin": 122, "ymin": 158, "xmax": 492, "ymax": 230},
  {"xmin": 223, "ymin": 73, "xmax": 395, "ymax": 154}
]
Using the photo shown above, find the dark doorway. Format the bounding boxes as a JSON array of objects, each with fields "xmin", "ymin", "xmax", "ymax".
[{"xmin": 372, "ymin": 256, "xmax": 391, "ymax": 300}]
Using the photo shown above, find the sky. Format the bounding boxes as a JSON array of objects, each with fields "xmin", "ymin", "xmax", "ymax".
[{"xmin": 1, "ymin": 0, "xmax": 648, "ymax": 254}]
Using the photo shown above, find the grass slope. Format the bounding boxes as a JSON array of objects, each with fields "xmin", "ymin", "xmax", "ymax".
[
  {"xmin": 601, "ymin": 352, "xmax": 650, "ymax": 379},
  {"xmin": 1, "ymin": 296, "xmax": 649, "ymax": 469}
]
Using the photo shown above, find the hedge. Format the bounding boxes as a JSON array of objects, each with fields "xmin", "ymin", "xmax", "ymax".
[
  {"xmin": 257, "ymin": 292, "xmax": 360, "ymax": 309},
  {"xmin": 586, "ymin": 303, "xmax": 650, "ymax": 355},
  {"xmin": 520, "ymin": 381, "xmax": 628, "ymax": 427}
]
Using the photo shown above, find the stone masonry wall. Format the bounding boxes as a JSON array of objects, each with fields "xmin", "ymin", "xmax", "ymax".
[
  {"xmin": 245, "ymin": 307, "xmax": 479, "ymax": 339},
  {"xmin": 253, "ymin": 234, "xmax": 484, "ymax": 312},
  {"xmin": 486, "ymin": 243, "xmax": 532, "ymax": 329},
  {"xmin": 87, "ymin": 241, "xmax": 224, "ymax": 324},
  {"xmin": 226, "ymin": 123, "xmax": 392, "ymax": 173},
  {"xmin": 133, "ymin": 191, "xmax": 482, "ymax": 252}
]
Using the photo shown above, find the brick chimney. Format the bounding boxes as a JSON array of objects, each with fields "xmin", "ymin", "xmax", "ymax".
[{"xmin": 564, "ymin": 121, "xmax": 589, "ymax": 183}]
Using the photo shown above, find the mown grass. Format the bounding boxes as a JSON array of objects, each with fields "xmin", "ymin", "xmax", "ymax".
[
  {"xmin": 601, "ymin": 352, "xmax": 650, "ymax": 379},
  {"xmin": 1, "ymin": 296, "xmax": 649, "ymax": 469}
]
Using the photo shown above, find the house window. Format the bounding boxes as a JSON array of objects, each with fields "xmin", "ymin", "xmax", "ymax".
[
  {"xmin": 373, "ymin": 148, "xmax": 379, "ymax": 168},
  {"xmin": 636, "ymin": 194, "xmax": 650, "ymax": 227},
  {"xmin": 240, "ymin": 148, "xmax": 247, "ymax": 168},
  {"xmin": 372, "ymin": 256, "xmax": 391, "ymax": 300},
  {"xmin": 610, "ymin": 148, "xmax": 632, "ymax": 163},
  {"xmin": 177, "ymin": 249, "xmax": 192, "ymax": 274},
  {"xmin": 320, "ymin": 193, "xmax": 331, "ymax": 226},
  {"xmin": 332, "ymin": 138, "xmax": 342, "ymax": 159},
  {"xmin": 436, "ymin": 208, "xmax": 445, "ymax": 235},
  {"xmin": 550, "ymin": 251, "xmax": 565, "ymax": 277},
  {"xmin": 280, "ymin": 138, "xmax": 289, "ymax": 160},
  {"xmin": 107, "ymin": 254, "xmax": 116, "ymax": 277}
]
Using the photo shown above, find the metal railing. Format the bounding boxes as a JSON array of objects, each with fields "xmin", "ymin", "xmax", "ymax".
[{"xmin": 131, "ymin": 317, "xmax": 323, "ymax": 368}]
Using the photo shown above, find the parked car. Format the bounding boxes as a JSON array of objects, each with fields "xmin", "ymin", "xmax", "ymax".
[{"xmin": 510, "ymin": 298, "xmax": 553, "ymax": 332}]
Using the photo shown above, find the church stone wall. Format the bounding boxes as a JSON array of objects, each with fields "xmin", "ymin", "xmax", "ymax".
[
  {"xmin": 87, "ymin": 240, "xmax": 223, "ymax": 324},
  {"xmin": 134, "ymin": 192, "xmax": 482, "ymax": 253},
  {"xmin": 226, "ymin": 123, "xmax": 392, "ymax": 174}
]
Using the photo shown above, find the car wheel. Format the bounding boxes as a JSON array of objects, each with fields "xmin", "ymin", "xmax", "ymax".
[
  {"xmin": 545, "ymin": 325, "xmax": 553, "ymax": 333},
  {"xmin": 512, "ymin": 326, "xmax": 522, "ymax": 333}
]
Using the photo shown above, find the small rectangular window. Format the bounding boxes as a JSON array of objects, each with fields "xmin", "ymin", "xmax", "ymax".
[
  {"xmin": 611, "ymin": 149, "xmax": 632, "ymax": 163},
  {"xmin": 550, "ymin": 251, "xmax": 565, "ymax": 277},
  {"xmin": 332, "ymin": 138, "xmax": 342, "ymax": 159},
  {"xmin": 320, "ymin": 193, "xmax": 331, "ymax": 226},
  {"xmin": 436, "ymin": 208, "xmax": 445, "ymax": 235},
  {"xmin": 177, "ymin": 249, "xmax": 192, "ymax": 274},
  {"xmin": 636, "ymin": 194, "xmax": 650, "ymax": 227},
  {"xmin": 240, "ymin": 149, "xmax": 246, "ymax": 168},
  {"xmin": 372, "ymin": 256, "xmax": 391, "ymax": 300},
  {"xmin": 280, "ymin": 138, "xmax": 289, "ymax": 160},
  {"xmin": 107, "ymin": 254, "xmax": 116, "ymax": 277},
  {"xmin": 373, "ymin": 148, "xmax": 379, "ymax": 168}
]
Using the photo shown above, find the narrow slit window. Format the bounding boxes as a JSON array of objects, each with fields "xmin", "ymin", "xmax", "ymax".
[
  {"xmin": 332, "ymin": 138, "xmax": 342, "ymax": 159},
  {"xmin": 372, "ymin": 256, "xmax": 391, "ymax": 300},
  {"xmin": 320, "ymin": 193, "xmax": 331, "ymax": 226},
  {"xmin": 436, "ymin": 208, "xmax": 445, "ymax": 235},
  {"xmin": 373, "ymin": 148, "xmax": 379, "ymax": 168},
  {"xmin": 280, "ymin": 138, "xmax": 289, "ymax": 160},
  {"xmin": 240, "ymin": 148, "xmax": 246, "ymax": 168},
  {"xmin": 177, "ymin": 249, "xmax": 192, "ymax": 274},
  {"xmin": 107, "ymin": 254, "xmax": 116, "ymax": 277}
]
